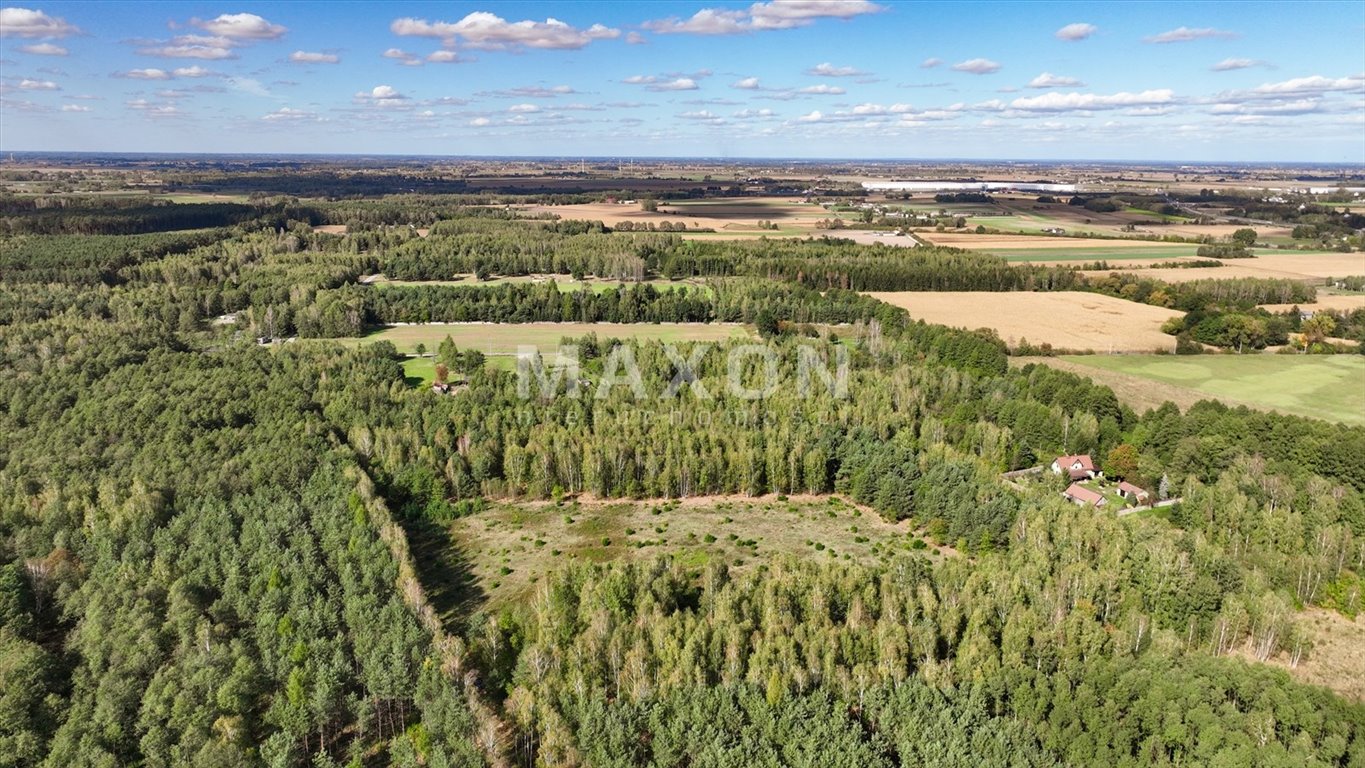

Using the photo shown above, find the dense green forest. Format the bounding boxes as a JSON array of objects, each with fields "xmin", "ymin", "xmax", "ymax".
[{"xmin": 1, "ymin": 193, "xmax": 1362, "ymax": 766}]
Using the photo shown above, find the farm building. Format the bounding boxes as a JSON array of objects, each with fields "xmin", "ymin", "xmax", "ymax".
[
  {"xmin": 1117, "ymin": 481, "xmax": 1150, "ymax": 504},
  {"xmin": 1051, "ymin": 454, "xmax": 1098, "ymax": 480},
  {"xmin": 1063, "ymin": 483, "xmax": 1107, "ymax": 507}
]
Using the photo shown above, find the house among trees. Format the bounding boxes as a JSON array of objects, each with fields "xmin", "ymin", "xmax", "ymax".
[
  {"xmin": 1063, "ymin": 483, "xmax": 1107, "ymax": 507},
  {"xmin": 1117, "ymin": 481, "xmax": 1150, "ymax": 504},
  {"xmin": 1051, "ymin": 454, "xmax": 1098, "ymax": 480}
]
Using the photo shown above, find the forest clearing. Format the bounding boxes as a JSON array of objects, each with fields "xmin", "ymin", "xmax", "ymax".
[
  {"xmin": 333, "ymin": 321, "xmax": 754, "ymax": 355},
  {"xmin": 518, "ymin": 196, "xmax": 836, "ymax": 236},
  {"xmin": 441, "ymin": 495, "xmax": 948, "ymax": 609}
]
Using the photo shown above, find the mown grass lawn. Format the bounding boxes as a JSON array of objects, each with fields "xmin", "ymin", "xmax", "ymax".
[{"xmin": 1061, "ymin": 354, "xmax": 1365, "ymax": 426}]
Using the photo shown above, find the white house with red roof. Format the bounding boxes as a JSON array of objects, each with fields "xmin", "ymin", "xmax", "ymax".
[{"xmin": 1051, "ymin": 454, "xmax": 1098, "ymax": 480}]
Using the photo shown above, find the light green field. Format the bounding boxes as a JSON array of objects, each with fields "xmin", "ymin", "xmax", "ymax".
[
  {"xmin": 1061, "ymin": 354, "xmax": 1365, "ymax": 425},
  {"xmin": 1123, "ymin": 207, "xmax": 1189, "ymax": 222},
  {"xmin": 335, "ymin": 322, "xmax": 753, "ymax": 355},
  {"xmin": 904, "ymin": 202, "xmax": 1001, "ymax": 215},
  {"xmin": 153, "ymin": 193, "xmax": 252, "ymax": 204}
]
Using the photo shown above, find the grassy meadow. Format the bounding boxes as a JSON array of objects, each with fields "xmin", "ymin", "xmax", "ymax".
[{"xmin": 1060, "ymin": 353, "xmax": 1365, "ymax": 425}]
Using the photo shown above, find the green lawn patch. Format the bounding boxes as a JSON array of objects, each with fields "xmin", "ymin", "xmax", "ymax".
[{"xmin": 1061, "ymin": 354, "xmax": 1365, "ymax": 426}]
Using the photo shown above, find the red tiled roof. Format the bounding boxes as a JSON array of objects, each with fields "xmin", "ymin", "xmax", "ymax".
[
  {"xmin": 1055, "ymin": 454, "xmax": 1095, "ymax": 471},
  {"xmin": 1117, "ymin": 481, "xmax": 1149, "ymax": 498},
  {"xmin": 1063, "ymin": 483, "xmax": 1106, "ymax": 506}
]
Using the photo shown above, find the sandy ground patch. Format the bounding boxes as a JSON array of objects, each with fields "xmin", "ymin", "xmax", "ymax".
[{"xmin": 865, "ymin": 291, "xmax": 1183, "ymax": 352}]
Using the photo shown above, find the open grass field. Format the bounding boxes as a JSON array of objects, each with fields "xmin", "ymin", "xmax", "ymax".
[
  {"xmin": 864, "ymin": 291, "xmax": 1183, "ymax": 352},
  {"xmin": 1012, "ymin": 356, "xmax": 1257, "ymax": 416},
  {"xmin": 153, "ymin": 192, "xmax": 252, "ymax": 204},
  {"xmin": 333, "ymin": 321, "xmax": 753, "ymax": 355},
  {"xmin": 1057, "ymin": 354, "xmax": 1365, "ymax": 425},
  {"xmin": 434, "ymin": 496, "xmax": 946, "ymax": 610},
  {"xmin": 519, "ymin": 196, "xmax": 843, "ymax": 238}
]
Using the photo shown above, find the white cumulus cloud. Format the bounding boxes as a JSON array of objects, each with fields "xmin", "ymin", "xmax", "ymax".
[
  {"xmin": 807, "ymin": 62, "xmax": 864, "ymax": 77},
  {"xmin": 952, "ymin": 58, "xmax": 1001, "ymax": 75},
  {"xmin": 192, "ymin": 13, "xmax": 286, "ymax": 40},
  {"xmin": 262, "ymin": 107, "xmax": 319, "ymax": 122},
  {"xmin": 653, "ymin": 77, "xmax": 699, "ymax": 91},
  {"xmin": 1028, "ymin": 72, "xmax": 1085, "ymax": 88},
  {"xmin": 0, "ymin": 7, "xmax": 81, "ymax": 38},
  {"xmin": 19, "ymin": 42, "xmax": 66, "ymax": 55},
  {"xmin": 644, "ymin": 1, "xmax": 884, "ymax": 35},
  {"xmin": 1055, "ymin": 23, "xmax": 1096, "ymax": 41},
  {"xmin": 117, "ymin": 68, "xmax": 172, "ymax": 80},
  {"xmin": 1145, "ymin": 26, "xmax": 1238, "ymax": 44},
  {"xmin": 290, "ymin": 51, "xmax": 340, "ymax": 64},
  {"xmin": 391, "ymin": 13, "xmax": 618, "ymax": 50},
  {"xmin": 138, "ymin": 35, "xmax": 238, "ymax": 60},
  {"xmin": 382, "ymin": 48, "xmax": 422, "ymax": 66},
  {"xmin": 1005, "ymin": 89, "xmax": 1175, "ymax": 113}
]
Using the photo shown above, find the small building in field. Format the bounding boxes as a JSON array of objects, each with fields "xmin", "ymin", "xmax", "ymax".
[
  {"xmin": 1063, "ymin": 483, "xmax": 1107, "ymax": 507},
  {"xmin": 1051, "ymin": 454, "xmax": 1098, "ymax": 480},
  {"xmin": 1117, "ymin": 481, "xmax": 1150, "ymax": 504}
]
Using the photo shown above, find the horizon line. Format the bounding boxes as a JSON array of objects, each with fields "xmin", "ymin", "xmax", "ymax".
[{"xmin": 3, "ymin": 149, "xmax": 1364, "ymax": 169}]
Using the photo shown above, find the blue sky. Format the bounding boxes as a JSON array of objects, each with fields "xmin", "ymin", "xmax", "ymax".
[{"xmin": 2, "ymin": 1, "xmax": 1363, "ymax": 161}]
